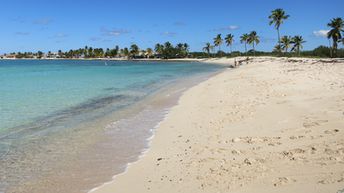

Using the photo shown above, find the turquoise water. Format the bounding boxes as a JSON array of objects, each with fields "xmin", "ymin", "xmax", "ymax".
[
  {"xmin": 0, "ymin": 60, "xmax": 221, "ymax": 132},
  {"xmin": 0, "ymin": 59, "xmax": 223, "ymax": 193}
]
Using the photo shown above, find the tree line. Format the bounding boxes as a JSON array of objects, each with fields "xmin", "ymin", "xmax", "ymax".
[
  {"xmin": 203, "ymin": 9, "xmax": 343, "ymax": 58},
  {"xmin": 5, "ymin": 42, "xmax": 189, "ymax": 59}
]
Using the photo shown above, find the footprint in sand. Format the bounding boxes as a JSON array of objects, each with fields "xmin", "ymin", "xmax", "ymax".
[
  {"xmin": 303, "ymin": 122, "xmax": 320, "ymax": 128},
  {"xmin": 303, "ymin": 118, "xmax": 329, "ymax": 128},
  {"xmin": 324, "ymin": 129, "xmax": 340, "ymax": 134},
  {"xmin": 281, "ymin": 148, "xmax": 307, "ymax": 161},
  {"xmin": 289, "ymin": 135, "xmax": 305, "ymax": 140},
  {"xmin": 273, "ymin": 177, "xmax": 296, "ymax": 186},
  {"xmin": 318, "ymin": 177, "xmax": 341, "ymax": 184}
]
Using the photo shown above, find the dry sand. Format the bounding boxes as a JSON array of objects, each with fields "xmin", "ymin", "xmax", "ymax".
[{"xmin": 91, "ymin": 57, "xmax": 344, "ymax": 193}]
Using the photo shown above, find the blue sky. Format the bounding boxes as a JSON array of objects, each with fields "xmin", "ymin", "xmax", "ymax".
[{"xmin": 0, "ymin": 0, "xmax": 343, "ymax": 53}]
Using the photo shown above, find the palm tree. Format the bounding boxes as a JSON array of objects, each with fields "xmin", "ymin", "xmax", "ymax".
[
  {"xmin": 88, "ymin": 47, "xmax": 93, "ymax": 58},
  {"xmin": 327, "ymin": 17, "xmax": 344, "ymax": 57},
  {"xmin": 123, "ymin": 47, "xmax": 129, "ymax": 58},
  {"xmin": 154, "ymin": 43, "xmax": 164, "ymax": 56},
  {"xmin": 84, "ymin": 46, "xmax": 88, "ymax": 57},
  {"xmin": 280, "ymin": 36, "xmax": 292, "ymax": 53},
  {"xmin": 269, "ymin": 8, "xmax": 290, "ymax": 51},
  {"xmin": 273, "ymin": 44, "xmax": 283, "ymax": 53},
  {"xmin": 163, "ymin": 42, "xmax": 173, "ymax": 59},
  {"xmin": 115, "ymin": 45, "xmax": 119, "ymax": 56},
  {"xmin": 213, "ymin": 34, "xmax": 223, "ymax": 53},
  {"xmin": 176, "ymin": 43, "xmax": 184, "ymax": 51},
  {"xmin": 176, "ymin": 43, "xmax": 188, "ymax": 57},
  {"xmin": 105, "ymin": 48, "xmax": 110, "ymax": 57},
  {"xmin": 240, "ymin": 33, "xmax": 249, "ymax": 55},
  {"xmin": 110, "ymin": 47, "xmax": 118, "ymax": 57},
  {"xmin": 291, "ymin": 36, "xmax": 306, "ymax": 56},
  {"xmin": 183, "ymin": 43, "xmax": 190, "ymax": 57},
  {"xmin": 248, "ymin": 31, "xmax": 260, "ymax": 56},
  {"xmin": 225, "ymin": 34, "xmax": 234, "ymax": 54},
  {"xmin": 37, "ymin": 51, "xmax": 43, "ymax": 58},
  {"xmin": 130, "ymin": 44, "xmax": 139, "ymax": 58},
  {"xmin": 146, "ymin": 48, "xmax": 153, "ymax": 58},
  {"xmin": 203, "ymin": 42, "xmax": 213, "ymax": 57},
  {"xmin": 164, "ymin": 42, "xmax": 173, "ymax": 49},
  {"xmin": 58, "ymin": 50, "xmax": 63, "ymax": 58}
]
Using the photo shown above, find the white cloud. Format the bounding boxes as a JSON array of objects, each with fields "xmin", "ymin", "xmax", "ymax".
[
  {"xmin": 101, "ymin": 28, "xmax": 130, "ymax": 36},
  {"xmin": 313, "ymin": 30, "xmax": 329, "ymax": 37},
  {"xmin": 161, "ymin": 31, "xmax": 177, "ymax": 37},
  {"xmin": 211, "ymin": 25, "xmax": 239, "ymax": 31},
  {"xmin": 227, "ymin": 25, "xmax": 239, "ymax": 30}
]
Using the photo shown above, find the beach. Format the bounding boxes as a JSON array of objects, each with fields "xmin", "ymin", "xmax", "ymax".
[
  {"xmin": 92, "ymin": 57, "xmax": 344, "ymax": 193},
  {"xmin": 1, "ymin": 1, "xmax": 343, "ymax": 192}
]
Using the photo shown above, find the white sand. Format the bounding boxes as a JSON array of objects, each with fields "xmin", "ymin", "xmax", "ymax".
[{"xmin": 91, "ymin": 57, "xmax": 344, "ymax": 193}]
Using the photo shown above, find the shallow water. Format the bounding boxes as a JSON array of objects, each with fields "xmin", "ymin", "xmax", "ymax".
[{"xmin": 0, "ymin": 60, "xmax": 223, "ymax": 193}]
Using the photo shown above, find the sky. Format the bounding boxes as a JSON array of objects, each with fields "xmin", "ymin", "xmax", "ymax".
[{"xmin": 0, "ymin": 0, "xmax": 343, "ymax": 54}]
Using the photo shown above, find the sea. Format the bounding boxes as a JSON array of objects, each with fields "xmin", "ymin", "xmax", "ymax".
[{"xmin": 0, "ymin": 59, "xmax": 223, "ymax": 193}]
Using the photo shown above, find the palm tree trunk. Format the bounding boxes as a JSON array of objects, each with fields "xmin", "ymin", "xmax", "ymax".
[
  {"xmin": 333, "ymin": 41, "xmax": 337, "ymax": 57},
  {"xmin": 298, "ymin": 48, "xmax": 300, "ymax": 57},
  {"xmin": 328, "ymin": 39, "xmax": 333, "ymax": 58},
  {"xmin": 219, "ymin": 45, "xmax": 222, "ymax": 57},
  {"xmin": 253, "ymin": 43, "xmax": 255, "ymax": 57},
  {"xmin": 277, "ymin": 29, "xmax": 281, "ymax": 52}
]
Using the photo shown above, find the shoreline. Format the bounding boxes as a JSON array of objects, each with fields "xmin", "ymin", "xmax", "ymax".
[
  {"xmin": 0, "ymin": 57, "xmax": 205, "ymax": 62},
  {"xmin": 86, "ymin": 59, "xmax": 234, "ymax": 193},
  {"xmin": 91, "ymin": 57, "xmax": 344, "ymax": 193},
  {"xmin": 0, "ymin": 61, "xmax": 224, "ymax": 193},
  {"xmin": 88, "ymin": 68, "xmax": 227, "ymax": 193},
  {"xmin": 1, "ymin": 56, "xmax": 343, "ymax": 61}
]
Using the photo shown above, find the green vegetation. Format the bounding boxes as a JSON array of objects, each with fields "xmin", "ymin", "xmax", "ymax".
[
  {"xmin": 146, "ymin": 48, "xmax": 153, "ymax": 58},
  {"xmin": 280, "ymin": 36, "xmax": 292, "ymax": 53},
  {"xmin": 248, "ymin": 31, "xmax": 260, "ymax": 56},
  {"xmin": 213, "ymin": 34, "xmax": 223, "ymax": 53},
  {"xmin": 197, "ymin": 9, "xmax": 342, "ymax": 58},
  {"xmin": 225, "ymin": 34, "xmax": 234, "ymax": 54},
  {"xmin": 202, "ymin": 43, "xmax": 213, "ymax": 57},
  {"xmin": 291, "ymin": 36, "xmax": 306, "ymax": 56},
  {"xmin": 240, "ymin": 33, "xmax": 249, "ymax": 55},
  {"xmin": 129, "ymin": 44, "xmax": 139, "ymax": 58},
  {"xmin": 190, "ymin": 46, "xmax": 344, "ymax": 59},
  {"xmin": 6, "ymin": 42, "xmax": 190, "ymax": 59},
  {"xmin": 154, "ymin": 42, "xmax": 189, "ymax": 59},
  {"xmin": 327, "ymin": 17, "xmax": 344, "ymax": 57},
  {"xmin": 268, "ymin": 8, "xmax": 290, "ymax": 51}
]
